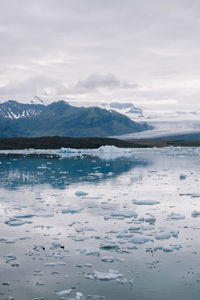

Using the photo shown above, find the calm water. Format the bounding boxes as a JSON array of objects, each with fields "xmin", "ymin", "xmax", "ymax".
[{"xmin": 1, "ymin": 147, "xmax": 200, "ymax": 300}]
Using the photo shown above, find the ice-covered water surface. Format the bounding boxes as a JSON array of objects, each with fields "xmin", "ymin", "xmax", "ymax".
[{"xmin": 1, "ymin": 147, "xmax": 200, "ymax": 300}]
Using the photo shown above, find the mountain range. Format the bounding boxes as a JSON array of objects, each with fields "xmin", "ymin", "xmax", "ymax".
[{"xmin": 0, "ymin": 100, "xmax": 150, "ymax": 138}]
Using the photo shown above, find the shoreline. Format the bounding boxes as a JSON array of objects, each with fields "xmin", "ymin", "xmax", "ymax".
[{"xmin": 1, "ymin": 136, "xmax": 200, "ymax": 150}]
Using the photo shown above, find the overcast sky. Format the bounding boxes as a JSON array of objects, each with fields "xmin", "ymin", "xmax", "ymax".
[{"xmin": 0, "ymin": 0, "xmax": 200, "ymax": 113}]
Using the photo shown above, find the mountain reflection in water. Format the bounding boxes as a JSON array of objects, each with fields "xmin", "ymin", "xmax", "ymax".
[{"xmin": 0, "ymin": 154, "xmax": 149, "ymax": 189}]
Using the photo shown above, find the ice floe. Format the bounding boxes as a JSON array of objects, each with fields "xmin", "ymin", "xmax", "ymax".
[
  {"xmin": 62, "ymin": 205, "xmax": 83, "ymax": 214},
  {"xmin": 44, "ymin": 261, "xmax": 66, "ymax": 266},
  {"xmin": 133, "ymin": 200, "xmax": 160, "ymax": 205},
  {"xmin": 80, "ymin": 248, "xmax": 100, "ymax": 256},
  {"xmin": 87, "ymin": 295, "xmax": 105, "ymax": 299},
  {"xmin": 5, "ymin": 218, "xmax": 32, "ymax": 226},
  {"xmin": 75, "ymin": 190, "xmax": 88, "ymax": 196},
  {"xmin": 191, "ymin": 210, "xmax": 200, "ymax": 218},
  {"xmin": 128, "ymin": 236, "xmax": 153, "ymax": 244},
  {"xmin": 86, "ymin": 269, "xmax": 123, "ymax": 281},
  {"xmin": 169, "ymin": 213, "xmax": 185, "ymax": 220},
  {"xmin": 109, "ymin": 210, "xmax": 138, "ymax": 219},
  {"xmin": 56, "ymin": 289, "xmax": 73, "ymax": 296}
]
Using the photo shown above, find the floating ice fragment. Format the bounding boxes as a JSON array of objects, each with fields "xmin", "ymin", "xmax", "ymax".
[
  {"xmin": 129, "ymin": 236, "xmax": 152, "ymax": 244},
  {"xmin": 56, "ymin": 289, "xmax": 73, "ymax": 296},
  {"xmin": 4, "ymin": 254, "xmax": 16, "ymax": 262},
  {"xmin": 12, "ymin": 213, "xmax": 35, "ymax": 219},
  {"xmin": 51, "ymin": 242, "xmax": 63, "ymax": 249},
  {"xmin": 57, "ymin": 146, "xmax": 133, "ymax": 160},
  {"xmin": 110, "ymin": 210, "xmax": 138, "ymax": 218},
  {"xmin": 141, "ymin": 225, "xmax": 155, "ymax": 231},
  {"xmin": 180, "ymin": 174, "xmax": 186, "ymax": 180},
  {"xmin": 100, "ymin": 243, "xmax": 119, "ymax": 250},
  {"xmin": 33, "ymin": 269, "xmax": 43, "ymax": 276},
  {"xmin": 133, "ymin": 200, "xmax": 160, "ymax": 205},
  {"xmin": 35, "ymin": 213, "xmax": 54, "ymax": 218},
  {"xmin": 139, "ymin": 215, "xmax": 156, "ymax": 225},
  {"xmin": 2, "ymin": 281, "xmax": 10, "ymax": 286},
  {"xmin": 191, "ymin": 210, "xmax": 200, "ymax": 218},
  {"xmin": 87, "ymin": 269, "xmax": 123, "ymax": 281},
  {"xmin": 44, "ymin": 261, "xmax": 66, "ymax": 266},
  {"xmin": 169, "ymin": 213, "xmax": 185, "ymax": 220},
  {"xmin": 128, "ymin": 226, "xmax": 141, "ymax": 232},
  {"xmin": 154, "ymin": 245, "xmax": 182, "ymax": 252},
  {"xmin": 116, "ymin": 232, "xmax": 133, "ymax": 239},
  {"xmin": 75, "ymin": 227, "xmax": 95, "ymax": 233},
  {"xmin": 5, "ymin": 218, "xmax": 32, "ymax": 226},
  {"xmin": 74, "ymin": 292, "xmax": 85, "ymax": 300},
  {"xmin": 73, "ymin": 236, "xmax": 89, "ymax": 242},
  {"xmin": 62, "ymin": 205, "xmax": 83, "ymax": 214},
  {"xmin": 76, "ymin": 263, "xmax": 93, "ymax": 268},
  {"xmin": 75, "ymin": 191, "xmax": 88, "ymax": 197},
  {"xmin": 101, "ymin": 256, "xmax": 117, "ymax": 263},
  {"xmin": 80, "ymin": 248, "xmax": 100, "ymax": 256},
  {"xmin": 155, "ymin": 233, "xmax": 171, "ymax": 240},
  {"xmin": 0, "ymin": 236, "xmax": 19, "ymax": 243},
  {"xmin": 87, "ymin": 295, "xmax": 105, "ymax": 299}
]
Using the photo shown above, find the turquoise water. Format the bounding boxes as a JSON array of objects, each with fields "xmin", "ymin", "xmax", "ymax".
[{"xmin": 1, "ymin": 147, "xmax": 200, "ymax": 300}]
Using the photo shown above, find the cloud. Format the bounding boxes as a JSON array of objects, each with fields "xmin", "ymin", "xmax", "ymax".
[
  {"xmin": 0, "ymin": 72, "xmax": 138, "ymax": 100},
  {"xmin": 0, "ymin": 0, "xmax": 200, "ymax": 113},
  {"xmin": 67, "ymin": 73, "xmax": 138, "ymax": 94}
]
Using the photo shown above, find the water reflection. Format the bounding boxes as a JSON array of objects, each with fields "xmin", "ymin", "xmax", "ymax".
[{"xmin": 0, "ymin": 154, "xmax": 149, "ymax": 189}]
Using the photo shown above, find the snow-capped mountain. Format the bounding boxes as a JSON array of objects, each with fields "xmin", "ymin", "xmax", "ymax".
[
  {"xmin": 67, "ymin": 100, "xmax": 144, "ymax": 122},
  {"xmin": 0, "ymin": 100, "xmax": 150, "ymax": 138},
  {"xmin": 0, "ymin": 100, "xmax": 45, "ymax": 119}
]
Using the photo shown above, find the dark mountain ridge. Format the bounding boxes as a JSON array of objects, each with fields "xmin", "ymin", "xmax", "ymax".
[{"xmin": 0, "ymin": 100, "xmax": 150, "ymax": 138}]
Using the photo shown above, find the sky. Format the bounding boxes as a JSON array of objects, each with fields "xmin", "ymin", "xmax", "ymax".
[{"xmin": 0, "ymin": 0, "xmax": 200, "ymax": 115}]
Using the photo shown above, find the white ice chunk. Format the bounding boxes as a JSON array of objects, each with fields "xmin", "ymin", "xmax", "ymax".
[
  {"xmin": 101, "ymin": 256, "xmax": 117, "ymax": 263},
  {"xmin": 5, "ymin": 218, "xmax": 32, "ymax": 226},
  {"xmin": 62, "ymin": 205, "xmax": 83, "ymax": 214},
  {"xmin": 0, "ymin": 236, "xmax": 19, "ymax": 243},
  {"xmin": 116, "ymin": 232, "xmax": 133, "ymax": 239},
  {"xmin": 56, "ymin": 289, "xmax": 73, "ymax": 296},
  {"xmin": 110, "ymin": 210, "xmax": 138, "ymax": 218},
  {"xmin": 12, "ymin": 213, "xmax": 35, "ymax": 219},
  {"xmin": 179, "ymin": 174, "xmax": 186, "ymax": 180},
  {"xmin": 155, "ymin": 244, "xmax": 181, "ymax": 252},
  {"xmin": 191, "ymin": 210, "xmax": 200, "ymax": 218},
  {"xmin": 35, "ymin": 213, "xmax": 54, "ymax": 218},
  {"xmin": 44, "ymin": 261, "xmax": 66, "ymax": 266},
  {"xmin": 80, "ymin": 248, "xmax": 100, "ymax": 256},
  {"xmin": 100, "ymin": 243, "xmax": 120, "ymax": 250},
  {"xmin": 87, "ymin": 296, "xmax": 105, "ymax": 299},
  {"xmin": 75, "ymin": 227, "xmax": 95, "ymax": 233},
  {"xmin": 155, "ymin": 232, "xmax": 171, "ymax": 240},
  {"xmin": 128, "ymin": 226, "xmax": 141, "ymax": 232},
  {"xmin": 75, "ymin": 191, "xmax": 88, "ymax": 197},
  {"xmin": 133, "ymin": 200, "xmax": 160, "ymax": 205},
  {"xmin": 129, "ymin": 236, "xmax": 152, "ymax": 244},
  {"xmin": 4, "ymin": 253, "xmax": 17, "ymax": 262},
  {"xmin": 87, "ymin": 269, "xmax": 123, "ymax": 281},
  {"xmin": 169, "ymin": 213, "xmax": 185, "ymax": 220}
]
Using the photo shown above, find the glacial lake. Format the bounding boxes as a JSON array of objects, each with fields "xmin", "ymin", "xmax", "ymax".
[{"xmin": 1, "ymin": 146, "xmax": 200, "ymax": 300}]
